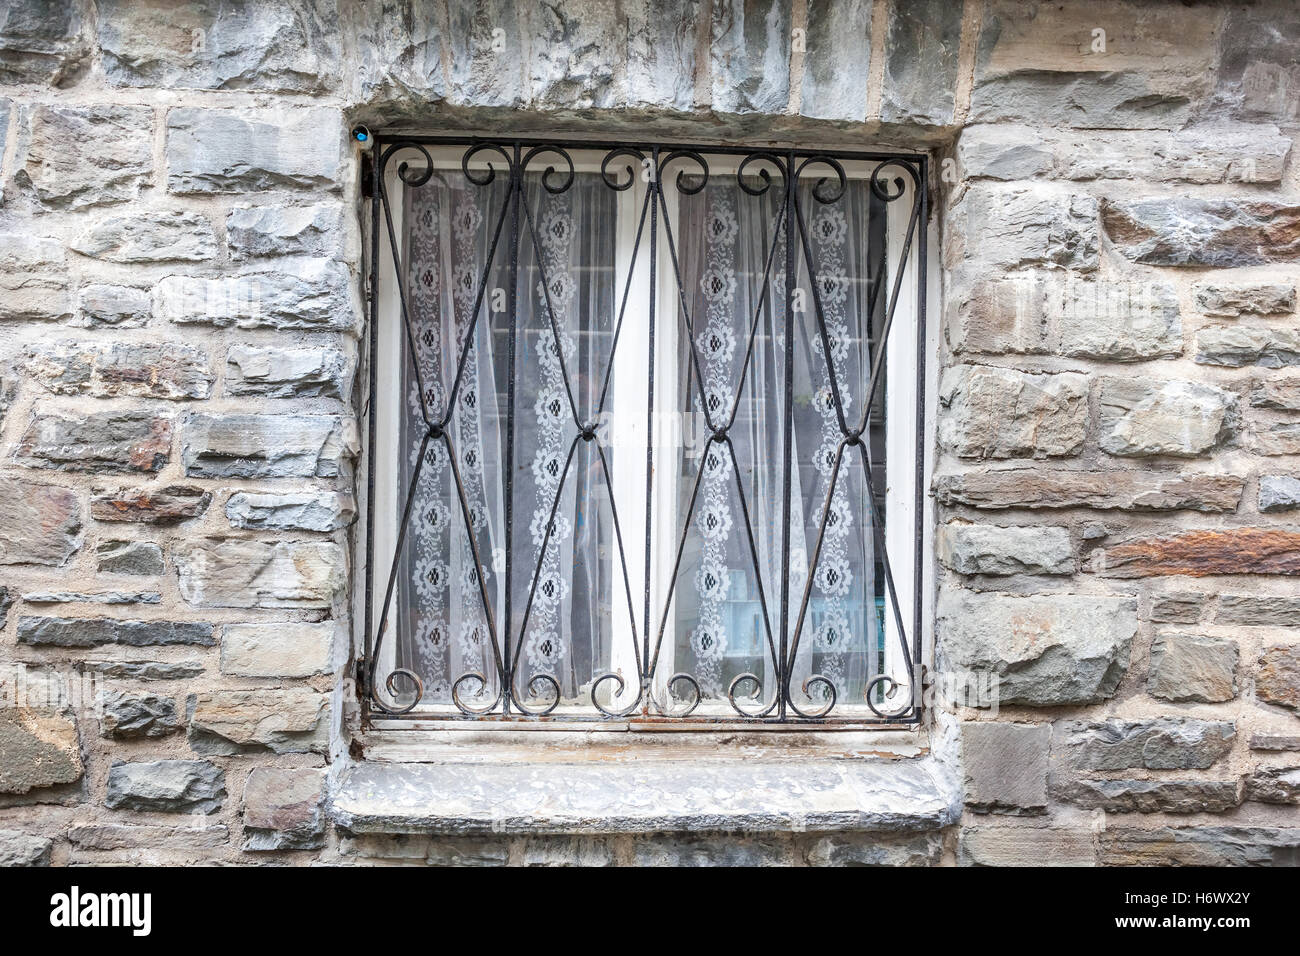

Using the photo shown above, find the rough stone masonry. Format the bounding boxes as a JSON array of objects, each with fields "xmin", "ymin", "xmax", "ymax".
[{"xmin": 0, "ymin": 0, "xmax": 1298, "ymax": 867}]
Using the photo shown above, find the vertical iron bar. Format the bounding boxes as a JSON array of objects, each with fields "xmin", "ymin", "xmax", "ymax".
[
  {"xmin": 912, "ymin": 161, "xmax": 928, "ymax": 719},
  {"xmin": 362, "ymin": 140, "xmax": 382, "ymax": 726},
  {"xmin": 778, "ymin": 149, "xmax": 795, "ymax": 721},
  {"xmin": 503, "ymin": 142, "xmax": 522, "ymax": 715},
  {"xmin": 642, "ymin": 146, "xmax": 659, "ymax": 701}
]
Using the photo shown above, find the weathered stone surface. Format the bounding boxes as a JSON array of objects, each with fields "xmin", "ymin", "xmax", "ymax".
[
  {"xmin": 74, "ymin": 284, "xmax": 151, "ymax": 328},
  {"xmin": 220, "ymin": 621, "xmax": 334, "ymax": 678},
  {"xmin": 1057, "ymin": 277, "xmax": 1182, "ymax": 362},
  {"xmin": 1059, "ymin": 718, "xmax": 1236, "ymax": 772},
  {"xmin": 156, "ymin": 263, "xmax": 354, "ymax": 331},
  {"xmin": 105, "ymin": 760, "xmax": 225, "ymax": 814},
  {"xmin": 1247, "ymin": 766, "xmax": 1300, "ymax": 805},
  {"xmin": 1214, "ymin": 4, "xmax": 1300, "ymax": 124},
  {"xmin": 77, "ymin": 660, "xmax": 203, "ymax": 681},
  {"xmin": 0, "ymin": 235, "xmax": 71, "ymax": 321},
  {"xmin": 188, "ymin": 688, "xmax": 328, "ymax": 754},
  {"xmin": 182, "ymin": 413, "xmax": 356, "ymax": 478},
  {"xmin": 1101, "ymin": 826, "xmax": 1300, "ymax": 866},
  {"xmin": 0, "ymin": 0, "xmax": 90, "ymax": 83},
  {"xmin": 799, "ymin": 0, "xmax": 871, "ymax": 122},
  {"xmin": 1095, "ymin": 528, "xmax": 1300, "ymax": 578},
  {"xmin": 1196, "ymin": 282, "xmax": 1296, "ymax": 318},
  {"xmin": 27, "ymin": 342, "xmax": 212, "ymax": 400},
  {"xmin": 959, "ymin": 826, "xmax": 1095, "ymax": 866},
  {"xmin": 631, "ymin": 834, "xmax": 786, "ymax": 866},
  {"xmin": 337, "ymin": 833, "xmax": 508, "ymax": 864},
  {"xmin": 948, "ymin": 187, "xmax": 1099, "ymax": 273},
  {"xmin": 938, "ymin": 522, "xmax": 1073, "ymax": 575},
  {"xmin": 224, "ymin": 345, "xmax": 348, "ymax": 399},
  {"xmin": 969, "ymin": 0, "xmax": 1217, "ymax": 129},
  {"xmin": 1097, "ymin": 378, "xmax": 1236, "ymax": 458},
  {"xmin": 1058, "ymin": 779, "xmax": 1243, "ymax": 814},
  {"xmin": 710, "ymin": 0, "xmax": 790, "ymax": 115},
  {"xmin": 526, "ymin": 1, "xmax": 621, "ymax": 111},
  {"xmin": 0, "ymin": 588, "xmax": 10, "ymax": 629},
  {"xmin": 71, "ymin": 210, "xmax": 217, "ymax": 263},
  {"xmin": 226, "ymin": 203, "xmax": 342, "ymax": 259},
  {"xmin": 23, "ymin": 590, "xmax": 158, "ymax": 605},
  {"xmin": 0, "ymin": 829, "xmax": 52, "ymax": 866},
  {"xmin": 946, "ymin": 274, "xmax": 1052, "ymax": 355},
  {"xmin": 1217, "ymin": 594, "xmax": 1300, "ymax": 626},
  {"xmin": 67, "ymin": 822, "xmax": 228, "ymax": 851},
  {"xmin": 949, "ymin": 273, "xmax": 1183, "ymax": 361},
  {"xmin": 1104, "ymin": 198, "xmax": 1300, "ymax": 267},
  {"xmin": 1148, "ymin": 633, "xmax": 1239, "ymax": 703},
  {"xmin": 879, "ymin": 0, "xmax": 962, "ymax": 125},
  {"xmin": 937, "ymin": 592, "xmax": 1135, "ymax": 706},
  {"xmin": 438, "ymin": 0, "xmax": 525, "ymax": 108},
  {"xmin": 933, "ymin": 469, "xmax": 1243, "ymax": 513},
  {"xmin": 1252, "ymin": 375, "xmax": 1300, "ymax": 411},
  {"xmin": 1260, "ymin": 476, "xmax": 1300, "ymax": 513},
  {"xmin": 1254, "ymin": 422, "xmax": 1300, "ymax": 456},
  {"xmin": 803, "ymin": 831, "xmax": 944, "ymax": 866},
  {"xmin": 91, "ymin": 485, "xmax": 212, "ymax": 524},
  {"xmin": 243, "ymin": 767, "xmax": 326, "ymax": 851},
  {"xmin": 1251, "ymin": 734, "xmax": 1300, "ymax": 752},
  {"xmin": 17, "ymin": 616, "xmax": 215, "ymax": 648},
  {"xmin": 96, "ymin": 540, "xmax": 165, "ymax": 576},
  {"xmin": 344, "ymin": 0, "xmax": 446, "ymax": 105},
  {"xmin": 959, "ymin": 124, "xmax": 1290, "ymax": 185},
  {"xmin": 1258, "ymin": 645, "xmax": 1300, "ymax": 712},
  {"xmin": 166, "ymin": 107, "xmax": 343, "ymax": 193},
  {"xmin": 16, "ymin": 105, "xmax": 151, "ymax": 208},
  {"xmin": 174, "ymin": 538, "xmax": 345, "ymax": 609},
  {"xmin": 225, "ymin": 491, "xmax": 354, "ymax": 532},
  {"xmin": 1196, "ymin": 326, "xmax": 1300, "ymax": 368},
  {"xmin": 97, "ymin": 0, "xmax": 339, "ymax": 92},
  {"xmin": 0, "ymin": 477, "xmax": 81, "ymax": 566},
  {"xmin": 521, "ymin": 836, "xmax": 616, "ymax": 867},
  {"xmin": 957, "ymin": 126, "xmax": 1054, "ymax": 182},
  {"xmin": 15, "ymin": 411, "xmax": 172, "ymax": 474},
  {"xmin": 1150, "ymin": 592, "xmax": 1207, "ymax": 625},
  {"xmin": 100, "ymin": 690, "xmax": 179, "ymax": 739},
  {"xmin": 330, "ymin": 756, "xmax": 960, "ymax": 834},
  {"xmin": 962, "ymin": 722, "xmax": 1049, "ymax": 814},
  {"xmin": 622, "ymin": 0, "xmax": 699, "ymax": 112},
  {"xmin": 938, "ymin": 365, "xmax": 1088, "ymax": 459},
  {"xmin": 0, "ymin": 710, "xmax": 82, "ymax": 794}
]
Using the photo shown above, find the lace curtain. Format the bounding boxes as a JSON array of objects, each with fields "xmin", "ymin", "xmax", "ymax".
[{"xmin": 394, "ymin": 165, "xmax": 887, "ymax": 712}]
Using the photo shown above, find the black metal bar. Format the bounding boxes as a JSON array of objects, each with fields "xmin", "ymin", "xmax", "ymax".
[
  {"xmin": 502, "ymin": 142, "xmax": 522, "ymax": 715},
  {"xmin": 642, "ymin": 146, "xmax": 659, "ymax": 700},
  {"xmin": 913, "ymin": 156, "xmax": 929, "ymax": 710},
  {"xmin": 361, "ymin": 139, "xmax": 381, "ymax": 725},
  {"xmin": 778, "ymin": 148, "xmax": 795, "ymax": 721}
]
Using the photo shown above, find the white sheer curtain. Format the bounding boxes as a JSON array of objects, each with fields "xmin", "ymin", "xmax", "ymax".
[
  {"xmin": 670, "ymin": 172, "xmax": 884, "ymax": 709},
  {"xmin": 396, "ymin": 169, "xmax": 626, "ymax": 709},
  {"xmin": 393, "ymin": 159, "xmax": 887, "ymax": 714}
]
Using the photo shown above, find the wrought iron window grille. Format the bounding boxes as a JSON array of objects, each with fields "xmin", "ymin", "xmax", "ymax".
[{"xmin": 360, "ymin": 136, "xmax": 928, "ymax": 727}]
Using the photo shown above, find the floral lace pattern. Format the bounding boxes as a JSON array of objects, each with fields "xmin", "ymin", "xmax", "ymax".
[
  {"xmin": 689, "ymin": 190, "xmax": 742, "ymax": 695},
  {"xmin": 806, "ymin": 204, "xmax": 854, "ymax": 691},
  {"xmin": 404, "ymin": 184, "xmax": 495, "ymax": 702},
  {"xmin": 521, "ymin": 198, "xmax": 578, "ymax": 677}
]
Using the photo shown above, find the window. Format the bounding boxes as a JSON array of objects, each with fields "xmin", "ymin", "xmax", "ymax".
[{"xmin": 361, "ymin": 137, "xmax": 927, "ymax": 725}]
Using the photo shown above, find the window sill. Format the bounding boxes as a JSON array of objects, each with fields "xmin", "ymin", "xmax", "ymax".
[{"xmin": 327, "ymin": 730, "xmax": 960, "ymax": 836}]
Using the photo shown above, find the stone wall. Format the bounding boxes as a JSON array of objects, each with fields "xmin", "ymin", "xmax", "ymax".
[{"xmin": 0, "ymin": 0, "xmax": 1297, "ymax": 867}]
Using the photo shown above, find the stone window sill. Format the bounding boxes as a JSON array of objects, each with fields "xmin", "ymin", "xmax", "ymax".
[{"xmin": 328, "ymin": 730, "xmax": 960, "ymax": 836}]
